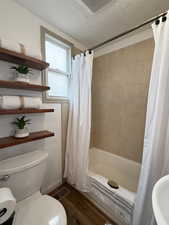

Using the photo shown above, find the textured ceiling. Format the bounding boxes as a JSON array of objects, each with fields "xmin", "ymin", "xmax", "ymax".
[
  {"xmin": 80, "ymin": 0, "xmax": 113, "ymax": 12},
  {"xmin": 14, "ymin": 0, "xmax": 169, "ymax": 48}
]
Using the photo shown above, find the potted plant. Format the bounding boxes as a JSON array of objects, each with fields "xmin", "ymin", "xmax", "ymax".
[
  {"xmin": 10, "ymin": 65, "xmax": 33, "ymax": 83},
  {"xmin": 13, "ymin": 116, "xmax": 31, "ymax": 138}
]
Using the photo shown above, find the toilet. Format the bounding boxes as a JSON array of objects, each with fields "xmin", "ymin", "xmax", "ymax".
[{"xmin": 0, "ymin": 150, "xmax": 67, "ymax": 225}]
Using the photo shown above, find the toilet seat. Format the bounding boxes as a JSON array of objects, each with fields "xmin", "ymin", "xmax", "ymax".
[{"xmin": 13, "ymin": 192, "xmax": 67, "ymax": 225}]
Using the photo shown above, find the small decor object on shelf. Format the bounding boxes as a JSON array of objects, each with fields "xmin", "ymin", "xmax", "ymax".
[
  {"xmin": 10, "ymin": 65, "xmax": 33, "ymax": 83},
  {"xmin": 13, "ymin": 116, "xmax": 31, "ymax": 138}
]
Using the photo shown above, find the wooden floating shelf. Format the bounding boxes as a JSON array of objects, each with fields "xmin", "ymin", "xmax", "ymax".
[
  {"xmin": 0, "ymin": 130, "xmax": 55, "ymax": 149},
  {"xmin": 0, "ymin": 108, "xmax": 54, "ymax": 115},
  {"xmin": 0, "ymin": 47, "xmax": 49, "ymax": 70},
  {"xmin": 0, "ymin": 80, "xmax": 50, "ymax": 92}
]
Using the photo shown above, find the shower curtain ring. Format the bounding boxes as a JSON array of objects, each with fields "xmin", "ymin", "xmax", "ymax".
[
  {"xmin": 162, "ymin": 16, "xmax": 167, "ymax": 22},
  {"xmin": 155, "ymin": 19, "xmax": 160, "ymax": 25}
]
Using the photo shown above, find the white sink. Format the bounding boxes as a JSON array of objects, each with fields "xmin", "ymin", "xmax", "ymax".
[{"xmin": 152, "ymin": 175, "xmax": 169, "ymax": 225}]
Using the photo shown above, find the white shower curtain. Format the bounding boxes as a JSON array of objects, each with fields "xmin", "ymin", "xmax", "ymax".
[
  {"xmin": 133, "ymin": 13, "xmax": 169, "ymax": 225},
  {"xmin": 64, "ymin": 51, "xmax": 93, "ymax": 192}
]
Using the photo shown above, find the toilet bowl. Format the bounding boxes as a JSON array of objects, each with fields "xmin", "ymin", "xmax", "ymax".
[
  {"xmin": 13, "ymin": 192, "xmax": 66, "ymax": 225},
  {"xmin": 0, "ymin": 151, "xmax": 67, "ymax": 225}
]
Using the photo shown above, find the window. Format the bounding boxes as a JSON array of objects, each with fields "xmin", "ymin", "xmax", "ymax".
[{"xmin": 41, "ymin": 27, "xmax": 71, "ymax": 102}]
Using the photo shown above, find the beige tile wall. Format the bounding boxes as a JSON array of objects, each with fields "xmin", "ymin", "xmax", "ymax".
[{"xmin": 92, "ymin": 39, "xmax": 154, "ymax": 163}]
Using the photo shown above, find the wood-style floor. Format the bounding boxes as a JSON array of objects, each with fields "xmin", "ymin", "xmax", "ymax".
[{"xmin": 49, "ymin": 183, "xmax": 117, "ymax": 225}]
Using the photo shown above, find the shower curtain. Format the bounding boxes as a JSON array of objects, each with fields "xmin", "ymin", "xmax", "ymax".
[
  {"xmin": 64, "ymin": 51, "xmax": 93, "ymax": 192},
  {"xmin": 133, "ymin": 13, "xmax": 169, "ymax": 225}
]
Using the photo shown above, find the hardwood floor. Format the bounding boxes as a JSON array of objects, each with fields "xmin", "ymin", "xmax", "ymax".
[{"xmin": 49, "ymin": 183, "xmax": 117, "ymax": 225}]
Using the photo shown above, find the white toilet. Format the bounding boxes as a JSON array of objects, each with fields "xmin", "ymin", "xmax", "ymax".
[{"xmin": 0, "ymin": 150, "xmax": 67, "ymax": 225}]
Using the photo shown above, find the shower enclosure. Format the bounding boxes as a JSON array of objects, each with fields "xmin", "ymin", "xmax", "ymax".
[{"xmin": 88, "ymin": 38, "xmax": 154, "ymax": 225}]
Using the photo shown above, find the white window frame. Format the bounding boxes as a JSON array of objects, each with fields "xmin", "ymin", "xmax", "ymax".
[{"xmin": 41, "ymin": 26, "xmax": 72, "ymax": 103}]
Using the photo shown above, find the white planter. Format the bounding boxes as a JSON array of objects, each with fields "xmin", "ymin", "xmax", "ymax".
[
  {"xmin": 15, "ymin": 72, "xmax": 30, "ymax": 83},
  {"xmin": 14, "ymin": 127, "xmax": 29, "ymax": 138}
]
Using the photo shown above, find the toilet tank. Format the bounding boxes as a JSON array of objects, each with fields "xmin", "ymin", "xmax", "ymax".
[{"xmin": 0, "ymin": 151, "xmax": 48, "ymax": 202}]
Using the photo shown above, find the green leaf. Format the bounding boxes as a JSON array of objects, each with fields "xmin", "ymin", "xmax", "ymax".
[
  {"xmin": 9, "ymin": 65, "xmax": 33, "ymax": 75},
  {"xmin": 13, "ymin": 116, "xmax": 31, "ymax": 129}
]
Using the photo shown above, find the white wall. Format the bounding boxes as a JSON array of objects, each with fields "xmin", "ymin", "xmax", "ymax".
[
  {"xmin": 0, "ymin": 0, "xmax": 85, "ymax": 55},
  {"xmin": 94, "ymin": 29, "xmax": 153, "ymax": 58},
  {"xmin": 0, "ymin": 61, "xmax": 62, "ymax": 193},
  {"xmin": 0, "ymin": 0, "xmax": 84, "ymax": 193}
]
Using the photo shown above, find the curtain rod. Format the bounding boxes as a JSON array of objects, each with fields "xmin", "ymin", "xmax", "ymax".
[{"xmin": 89, "ymin": 11, "xmax": 168, "ymax": 52}]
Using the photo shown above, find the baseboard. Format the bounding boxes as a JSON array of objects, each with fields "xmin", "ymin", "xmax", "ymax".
[{"xmin": 42, "ymin": 180, "xmax": 62, "ymax": 194}]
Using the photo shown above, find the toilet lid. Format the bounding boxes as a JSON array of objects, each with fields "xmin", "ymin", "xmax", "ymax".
[{"xmin": 13, "ymin": 194, "xmax": 67, "ymax": 225}]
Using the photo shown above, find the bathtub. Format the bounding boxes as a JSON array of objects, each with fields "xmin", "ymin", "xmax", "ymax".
[{"xmin": 87, "ymin": 148, "xmax": 141, "ymax": 225}]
